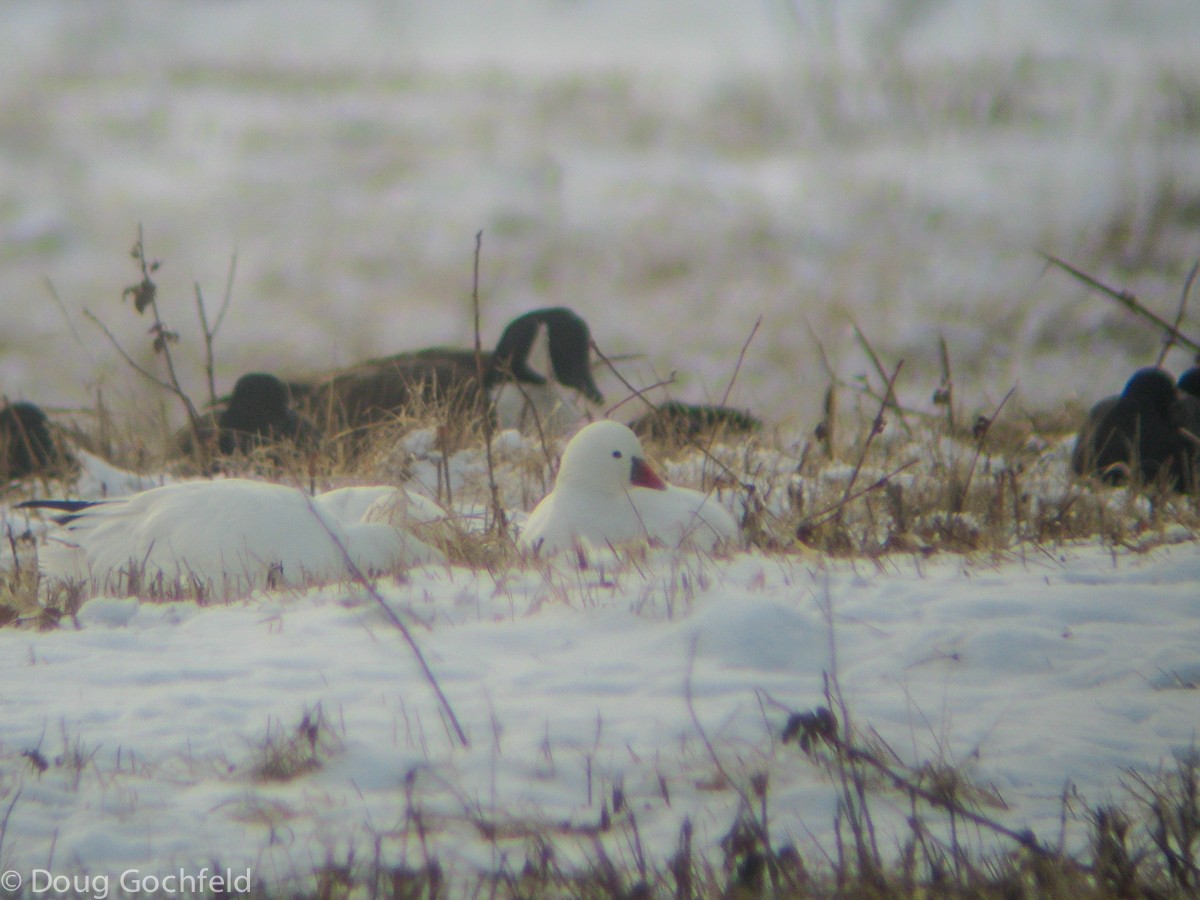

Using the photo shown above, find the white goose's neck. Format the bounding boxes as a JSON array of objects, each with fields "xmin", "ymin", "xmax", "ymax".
[{"xmin": 492, "ymin": 382, "xmax": 585, "ymax": 434}]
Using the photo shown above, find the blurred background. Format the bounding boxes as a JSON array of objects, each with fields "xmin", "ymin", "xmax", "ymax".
[{"xmin": 2, "ymin": 0, "xmax": 1199, "ymax": 437}]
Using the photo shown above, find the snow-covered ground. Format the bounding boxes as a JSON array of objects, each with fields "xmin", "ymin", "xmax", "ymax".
[
  {"xmin": 1, "ymin": 526, "xmax": 1197, "ymax": 882},
  {"xmin": 0, "ymin": 424, "xmax": 1198, "ymax": 885},
  {"xmin": 2, "ymin": 0, "xmax": 1200, "ymax": 889}
]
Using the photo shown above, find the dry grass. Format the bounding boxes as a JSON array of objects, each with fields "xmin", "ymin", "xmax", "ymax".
[
  {"xmin": 249, "ymin": 705, "xmax": 342, "ymax": 784},
  {"xmin": 9, "ymin": 354, "xmax": 1200, "ymax": 618}
]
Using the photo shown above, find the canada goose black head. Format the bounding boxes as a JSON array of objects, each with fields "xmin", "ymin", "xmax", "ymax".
[
  {"xmin": 1095, "ymin": 367, "xmax": 1186, "ymax": 487},
  {"xmin": 1118, "ymin": 367, "xmax": 1177, "ymax": 417},
  {"xmin": 220, "ymin": 373, "xmax": 297, "ymax": 434},
  {"xmin": 214, "ymin": 372, "xmax": 319, "ymax": 458},
  {"xmin": 490, "ymin": 308, "xmax": 603, "ymax": 404},
  {"xmin": 0, "ymin": 401, "xmax": 60, "ymax": 478}
]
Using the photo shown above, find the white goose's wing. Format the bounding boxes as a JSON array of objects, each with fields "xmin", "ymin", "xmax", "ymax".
[
  {"xmin": 520, "ymin": 490, "xmax": 628, "ymax": 555},
  {"xmin": 314, "ymin": 485, "xmax": 447, "ymax": 526},
  {"xmin": 315, "ymin": 485, "xmax": 446, "ymax": 564},
  {"xmin": 39, "ymin": 479, "xmax": 441, "ymax": 592},
  {"xmin": 628, "ymin": 485, "xmax": 738, "ymax": 552}
]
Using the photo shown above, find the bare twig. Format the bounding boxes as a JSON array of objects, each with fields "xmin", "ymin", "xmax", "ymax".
[
  {"xmin": 833, "ymin": 362, "xmax": 903, "ymax": 528},
  {"xmin": 42, "ymin": 277, "xmax": 94, "ymax": 363},
  {"xmin": 471, "ymin": 231, "xmax": 507, "ymax": 536},
  {"xmin": 704, "ymin": 316, "xmax": 761, "ymax": 486},
  {"xmin": 683, "ymin": 637, "xmax": 782, "ymax": 881},
  {"xmin": 128, "ymin": 228, "xmax": 198, "ymax": 425},
  {"xmin": 852, "ymin": 321, "xmax": 912, "ymax": 436},
  {"xmin": 304, "ymin": 495, "xmax": 468, "ymax": 748},
  {"xmin": 195, "ymin": 252, "xmax": 239, "ymax": 410},
  {"xmin": 1156, "ymin": 261, "xmax": 1199, "ymax": 367},
  {"xmin": 799, "ymin": 458, "xmax": 919, "ymax": 532},
  {"xmin": 212, "ymin": 250, "xmax": 238, "ymax": 338},
  {"xmin": 592, "ymin": 340, "xmax": 677, "ymax": 417},
  {"xmin": 828, "ymin": 717, "xmax": 1045, "ymax": 854},
  {"xmin": 719, "ymin": 315, "xmax": 761, "ymax": 407},
  {"xmin": 83, "ymin": 308, "xmax": 182, "ymax": 401},
  {"xmin": 0, "ymin": 785, "xmax": 22, "ymax": 860},
  {"xmin": 1042, "ymin": 253, "xmax": 1200, "ymax": 354},
  {"xmin": 935, "ymin": 336, "xmax": 955, "ymax": 434},
  {"xmin": 194, "ymin": 283, "xmax": 218, "ymax": 408},
  {"xmin": 953, "ymin": 386, "xmax": 1016, "ymax": 512},
  {"xmin": 508, "ymin": 375, "xmax": 556, "ymax": 476}
]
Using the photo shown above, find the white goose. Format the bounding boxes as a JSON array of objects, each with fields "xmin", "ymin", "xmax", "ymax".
[
  {"xmin": 519, "ymin": 420, "xmax": 739, "ymax": 556},
  {"xmin": 23, "ymin": 479, "xmax": 444, "ymax": 595}
]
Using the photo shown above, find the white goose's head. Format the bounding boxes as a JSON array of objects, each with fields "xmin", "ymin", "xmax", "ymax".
[{"xmin": 556, "ymin": 420, "xmax": 667, "ymax": 495}]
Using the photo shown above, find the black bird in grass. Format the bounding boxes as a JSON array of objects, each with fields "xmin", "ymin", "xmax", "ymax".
[
  {"xmin": 629, "ymin": 401, "xmax": 762, "ymax": 442},
  {"xmin": 178, "ymin": 372, "xmax": 320, "ymax": 458},
  {"xmin": 0, "ymin": 401, "xmax": 63, "ymax": 479},
  {"xmin": 1176, "ymin": 366, "xmax": 1200, "ymax": 477},
  {"xmin": 1179, "ymin": 366, "xmax": 1200, "ymax": 401},
  {"xmin": 216, "ymin": 372, "xmax": 320, "ymax": 455},
  {"xmin": 291, "ymin": 307, "xmax": 603, "ymax": 433},
  {"xmin": 1071, "ymin": 367, "xmax": 1195, "ymax": 491}
]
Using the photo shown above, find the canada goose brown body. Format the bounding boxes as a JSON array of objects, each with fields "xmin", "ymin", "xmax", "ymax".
[{"xmin": 293, "ymin": 307, "xmax": 603, "ymax": 431}]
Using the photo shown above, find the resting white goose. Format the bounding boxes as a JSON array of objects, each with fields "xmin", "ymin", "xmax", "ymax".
[
  {"xmin": 22, "ymin": 479, "xmax": 444, "ymax": 595},
  {"xmin": 519, "ymin": 420, "xmax": 739, "ymax": 556}
]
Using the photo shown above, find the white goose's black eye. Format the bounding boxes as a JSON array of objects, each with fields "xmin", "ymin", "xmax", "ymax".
[{"xmin": 612, "ymin": 450, "xmax": 622, "ymax": 459}]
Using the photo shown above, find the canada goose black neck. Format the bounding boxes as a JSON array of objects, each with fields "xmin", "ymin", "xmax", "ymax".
[{"xmin": 488, "ymin": 308, "xmax": 603, "ymax": 403}]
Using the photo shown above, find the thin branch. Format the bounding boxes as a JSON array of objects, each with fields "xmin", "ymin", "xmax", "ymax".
[
  {"xmin": 83, "ymin": 307, "xmax": 177, "ymax": 396},
  {"xmin": 683, "ymin": 637, "xmax": 777, "ymax": 862},
  {"xmin": 1156, "ymin": 260, "xmax": 1199, "ymax": 367},
  {"xmin": 1042, "ymin": 253, "xmax": 1200, "ymax": 354},
  {"xmin": 832, "ymin": 721, "xmax": 1046, "ymax": 854},
  {"xmin": 0, "ymin": 785, "xmax": 22, "ymax": 860},
  {"xmin": 471, "ymin": 231, "xmax": 507, "ymax": 536},
  {"xmin": 42, "ymin": 277, "xmax": 94, "ymax": 363},
  {"xmin": 936, "ymin": 335, "xmax": 955, "ymax": 434},
  {"xmin": 719, "ymin": 315, "xmax": 760, "ymax": 407},
  {"xmin": 833, "ymin": 362, "xmax": 903, "ymax": 528},
  {"xmin": 852, "ymin": 321, "xmax": 911, "ymax": 437},
  {"xmin": 799, "ymin": 458, "xmax": 919, "ymax": 532},
  {"xmin": 593, "ymin": 340, "xmax": 747, "ymax": 491},
  {"xmin": 953, "ymin": 385, "xmax": 1017, "ymax": 512},
  {"xmin": 194, "ymin": 282, "xmax": 218, "ymax": 408},
  {"xmin": 212, "ymin": 250, "xmax": 238, "ymax": 337},
  {"xmin": 304, "ymin": 494, "xmax": 468, "ymax": 748},
  {"xmin": 706, "ymin": 316, "xmax": 760, "ymax": 486},
  {"xmin": 592, "ymin": 340, "xmax": 676, "ymax": 417}
]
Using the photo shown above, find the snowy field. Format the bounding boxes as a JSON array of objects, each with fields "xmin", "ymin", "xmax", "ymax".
[
  {"xmin": 2, "ymin": 0, "xmax": 1200, "ymax": 891},
  {"xmin": 0, "ymin": 427, "xmax": 1198, "ymax": 887},
  {"xmin": 1, "ymin": 510, "xmax": 1199, "ymax": 882}
]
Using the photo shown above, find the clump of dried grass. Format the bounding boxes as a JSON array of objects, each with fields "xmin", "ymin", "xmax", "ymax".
[{"xmin": 249, "ymin": 705, "xmax": 342, "ymax": 784}]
